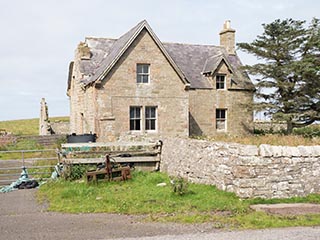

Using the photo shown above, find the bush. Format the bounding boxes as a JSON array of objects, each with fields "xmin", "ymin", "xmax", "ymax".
[
  {"xmin": 62, "ymin": 164, "xmax": 89, "ymax": 181},
  {"xmin": 293, "ymin": 125, "xmax": 320, "ymax": 138}
]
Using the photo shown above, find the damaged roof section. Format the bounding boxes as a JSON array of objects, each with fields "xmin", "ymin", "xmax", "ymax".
[{"xmin": 70, "ymin": 20, "xmax": 253, "ymax": 91}]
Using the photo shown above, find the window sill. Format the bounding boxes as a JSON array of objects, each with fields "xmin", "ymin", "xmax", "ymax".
[{"xmin": 100, "ymin": 116, "xmax": 115, "ymax": 121}]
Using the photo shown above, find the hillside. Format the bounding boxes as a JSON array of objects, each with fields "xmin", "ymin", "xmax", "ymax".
[{"xmin": 0, "ymin": 117, "xmax": 69, "ymax": 135}]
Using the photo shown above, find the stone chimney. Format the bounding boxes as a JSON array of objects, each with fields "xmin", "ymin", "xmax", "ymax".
[
  {"xmin": 219, "ymin": 20, "xmax": 236, "ymax": 55},
  {"xmin": 78, "ymin": 42, "xmax": 91, "ymax": 60}
]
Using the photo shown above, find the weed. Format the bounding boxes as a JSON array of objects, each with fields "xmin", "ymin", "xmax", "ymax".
[{"xmin": 170, "ymin": 176, "xmax": 189, "ymax": 196}]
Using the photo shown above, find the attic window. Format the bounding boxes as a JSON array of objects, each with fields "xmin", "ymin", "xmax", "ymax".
[
  {"xmin": 216, "ymin": 75, "xmax": 226, "ymax": 89},
  {"xmin": 137, "ymin": 64, "xmax": 150, "ymax": 83}
]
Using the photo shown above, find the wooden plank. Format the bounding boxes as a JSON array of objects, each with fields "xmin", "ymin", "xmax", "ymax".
[
  {"xmin": 62, "ymin": 142, "xmax": 156, "ymax": 148},
  {"xmin": 63, "ymin": 150, "xmax": 159, "ymax": 156},
  {"xmin": 64, "ymin": 156, "xmax": 159, "ymax": 164}
]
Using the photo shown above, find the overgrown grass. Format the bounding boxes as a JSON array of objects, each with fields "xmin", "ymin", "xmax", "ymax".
[
  {"xmin": 38, "ymin": 171, "xmax": 320, "ymax": 229},
  {"xmin": 0, "ymin": 116, "xmax": 69, "ymax": 135},
  {"xmin": 197, "ymin": 133, "xmax": 320, "ymax": 146}
]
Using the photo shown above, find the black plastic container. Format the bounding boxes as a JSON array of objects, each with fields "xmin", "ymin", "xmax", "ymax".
[{"xmin": 67, "ymin": 133, "xmax": 97, "ymax": 143}]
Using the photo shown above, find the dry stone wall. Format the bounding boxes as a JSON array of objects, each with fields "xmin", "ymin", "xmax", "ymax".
[{"xmin": 161, "ymin": 138, "xmax": 320, "ymax": 199}]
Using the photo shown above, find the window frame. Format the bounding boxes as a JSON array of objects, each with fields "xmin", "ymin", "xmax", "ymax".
[
  {"xmin": 216, "ymin": 109, "xmax": 227, "ymax": 131},
  {"xmin": 136, "ymin": 64, "xmax": 150, "ymax": 84},
  {"xmin": 216, "ymin": 74, "xmax": 226, "ymax": 90},
  {"xmin": 129, "ymin": 106, "xmax": 142, "ymax": 131},
  {"xmin": 145, "ymin": 106, "xmax": 157, "ymax": 132}
]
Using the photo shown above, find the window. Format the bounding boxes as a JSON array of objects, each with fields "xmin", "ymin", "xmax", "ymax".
[
  {"xmin": 216, "ymin": 75, "xmax": 225, "ymax": 89},
  {"xmin": 145, "ymin": 107, "xmax": 157, "ymax": 131},
  {"xmin": 130, "ymin": 107, "xmax": 141, "ymax": 131},
  {"xmin": 137, "ymin": 64, "xmax": 150, "ymax": 83},
  {"xmin": 216, "ymin": 109, "xmax": 227, "ymax": 131}
]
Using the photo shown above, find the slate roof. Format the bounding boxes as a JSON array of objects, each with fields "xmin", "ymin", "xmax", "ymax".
[{"xmin": 75, "ymin": 20, "xmax": 253, "ymax": 91}]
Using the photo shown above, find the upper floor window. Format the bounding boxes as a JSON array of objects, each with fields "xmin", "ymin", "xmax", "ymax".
[
  {"xmin": 216, "ymin": 75, "xmax": 226, "ymax": 89},
  {"xmin": 137, "ymin": 64, "xmax": 150, "ymax": 83},
  {"xmin": 216, "ymin": 109, "xmax": 227, "ymax": 131},
  {"xmin": 145, "ymin": 106, "xmax": 157, "ymax": 131},
  {"xmin": 130, "ymin": 106, "xmax": 141, "ymax": 131}
]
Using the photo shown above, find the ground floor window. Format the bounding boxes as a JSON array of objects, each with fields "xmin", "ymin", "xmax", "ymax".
[
  {"xmin": 129, "ymin": 106, "xmax": 157, "ymax": 132},
  {"xmin": 145, "ymin": 106, "xmax": 157, "ymax": 131},
  {"xmin": 216, "ymin": 109, "xmax": 227, "ymax": 131},
  {"xmin": 130, "ymin": 107, "xmax": 141, "ymax": 131}
]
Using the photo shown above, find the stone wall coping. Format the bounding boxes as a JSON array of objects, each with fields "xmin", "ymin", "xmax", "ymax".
[
  {"xmin": 166, "ymin": 137, "xmax": 320, "ymax": 157},
  {"xmin": 259, "ymin": 144, "xmax": 320, "ymax": 157}
]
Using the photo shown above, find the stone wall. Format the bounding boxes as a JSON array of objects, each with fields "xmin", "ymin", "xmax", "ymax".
[
  {"xmin": 189, "ymin": 88, "xmax": 253, "ymax": 136},
  {"xmin": 254, "ymin": 121, "xmax": 287, "ymax": 132},
  {"xmin": 73, "ymin": 29, "xmax": 189, "ymax": 142},
  {"xmin": 161, "ymin": 137, "xmax": 320, "ymax": 199},
  {"xmin": 51, "ymin": 121, "xmax": 70, "ymax": 135}
]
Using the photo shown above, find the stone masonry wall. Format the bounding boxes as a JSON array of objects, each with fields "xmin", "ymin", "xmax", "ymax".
[
  {"xmin": 94, "ymin": 29, "xmax": 189, "ymax": 142},
  {"xmin": 161, "ymin": 137, "xmax": 320, "ymax": 199}
]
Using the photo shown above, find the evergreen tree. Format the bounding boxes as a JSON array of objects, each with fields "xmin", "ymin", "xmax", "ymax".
[{"xmin": 238, "ymin": 18, "xmax": 320, "ymax": 133}]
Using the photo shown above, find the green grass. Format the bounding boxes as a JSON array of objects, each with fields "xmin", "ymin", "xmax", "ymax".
[
  {"xmin": 0, "ymin": 116, "xmax": 69, "ymax": 135},
  {"xmin": 38, "ymin": 171, "xmax": 320, "ymax": 229}
]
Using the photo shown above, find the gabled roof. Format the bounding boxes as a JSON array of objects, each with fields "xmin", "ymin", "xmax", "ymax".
[
  {"xmin": 81, "ymin": 20, "xmax": 188, "ymax": 86},
  {"xmin": 75, "ymin": 20, "xmax": 254, "ymax": 91},
  {"xmin": 202, "ymin": 53, "xmax": 234, "ymax": 74},
  {"xmin": 163, "ymin": 42, "xmax": 253, "ymax": 90}
]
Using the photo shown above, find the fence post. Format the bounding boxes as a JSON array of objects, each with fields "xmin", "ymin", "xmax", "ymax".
[{"xmin": 21, "ymin": 150, "xmax": 25, "ymax": 167}]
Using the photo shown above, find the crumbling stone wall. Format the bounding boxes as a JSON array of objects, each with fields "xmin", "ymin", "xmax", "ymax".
[{"xmin": 161, "ymin": 137, "xmax": 320, "ymax": 199}]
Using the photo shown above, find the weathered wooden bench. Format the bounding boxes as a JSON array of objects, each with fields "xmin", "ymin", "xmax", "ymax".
[{"xmin": 86, "ymin": 166, "xmax": 131, "ymax": 183}]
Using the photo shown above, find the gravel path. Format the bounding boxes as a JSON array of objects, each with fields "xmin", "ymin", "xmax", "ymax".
[{"xmin": 1, "ymin": 189, "xmax": 320, "ymax": 240}]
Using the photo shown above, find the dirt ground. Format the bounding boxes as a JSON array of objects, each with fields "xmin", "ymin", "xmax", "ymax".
[
  {"xmin": 0, "ymin": 189, "xmax": 219, "ymax": 240},
  {"xmin": 250, "ymin": 203, "xmax": 320, "ymax": 215}
]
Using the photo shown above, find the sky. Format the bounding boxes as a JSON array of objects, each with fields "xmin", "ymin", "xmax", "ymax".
[{"xmin": 0, "ymin": 0, "xmax": 319, "ymax": 121}]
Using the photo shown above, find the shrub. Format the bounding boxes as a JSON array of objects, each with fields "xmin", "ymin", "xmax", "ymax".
[
  {"xmin": 170, "ymin": 176, "xmax": 189, "ymax": 196},
  {"xmin": 293, "ymin": 126, "xmax": 320, "ymax": 138},
  {"xmin": 62, "ymin": 164, "xmax": 89, "ymax": 181}
]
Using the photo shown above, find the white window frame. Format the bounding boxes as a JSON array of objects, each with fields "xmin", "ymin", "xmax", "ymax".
[
  {"xmin": 216, "ymin": 109, "xmax": 227, "ymax": 131},
  {"xmin": 129, "ymin": 106, "xmax": 142, "ymax": 131},
  {"xmin": 216, "ymin": 75, "xmax": 226, "ymax": 90},
  {"xmin": 136, "ymin": 64, "xmax": 150, "ymax": 83},
  {"xmin": 145, "ymin": 106, "xmax": 157, "ymax": 132}
]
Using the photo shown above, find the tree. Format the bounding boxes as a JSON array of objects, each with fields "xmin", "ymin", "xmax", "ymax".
[{"xmin": 238, "ymin": 18, "xmax": 320, "ymax": 134}]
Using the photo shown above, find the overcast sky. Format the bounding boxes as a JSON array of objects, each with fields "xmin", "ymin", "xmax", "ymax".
[{"xmin": 0, "ymin": 0, "xmax": 319, "ymax": 121}]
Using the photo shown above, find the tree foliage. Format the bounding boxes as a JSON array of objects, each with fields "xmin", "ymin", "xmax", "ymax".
[{"xmin": 238, "ymin": 18, "xmax": 320, "ymax": 133}]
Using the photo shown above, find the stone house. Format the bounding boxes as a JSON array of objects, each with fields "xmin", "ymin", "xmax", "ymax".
[{"xmin": 67, "ymin": 20, "xmax": 254, "ymax": 142}]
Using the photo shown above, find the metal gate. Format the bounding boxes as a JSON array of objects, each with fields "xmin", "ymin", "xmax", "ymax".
[{"xmin": 0, "ymin": 149, "xmax": 58, "ymax": 186}]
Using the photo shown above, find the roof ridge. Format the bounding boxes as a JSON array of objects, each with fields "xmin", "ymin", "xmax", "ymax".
[
  {"xmin": 163, "ymin": 41, "xmax": 222, "ymax": 48},
  {"xmin": 85, "ymin": 36, "xmax": 117, "ymax": 40}
]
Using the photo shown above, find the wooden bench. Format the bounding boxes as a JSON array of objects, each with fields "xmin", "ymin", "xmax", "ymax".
[{"xmin": 86, "ymin": 166, "xmax": 131, "ymax": 183}]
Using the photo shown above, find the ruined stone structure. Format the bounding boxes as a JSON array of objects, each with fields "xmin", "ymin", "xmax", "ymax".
[
  {"xmin": 161, "ymin": 137, "xmax": 320, "ymax": 199},
  {"xmin": 67, "ymin": 20, "xmax": 254, "ymax": 142},
  {"xmin": 39, "ymin": 98, "xmax": 51, "ymax": 135}
]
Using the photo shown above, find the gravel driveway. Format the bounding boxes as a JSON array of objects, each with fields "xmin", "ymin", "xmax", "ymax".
[{"xmin": 1, "ymin": 189, "xmax": 319, "ymax": 240}]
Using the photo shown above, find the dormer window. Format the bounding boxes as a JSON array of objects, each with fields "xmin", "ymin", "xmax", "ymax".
[
  {"xmin": 216, "ymin": 75, "xmax": 226, "ymax": 89},
  {"xmin": 137, "ymin": 64, "xmax": 150, "ymax": 83}
]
